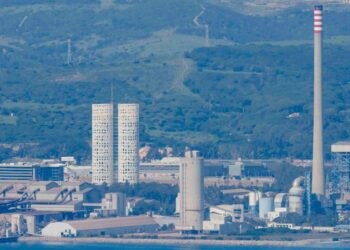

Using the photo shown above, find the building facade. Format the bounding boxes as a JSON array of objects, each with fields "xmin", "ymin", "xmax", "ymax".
[
  {"xmin": 0, "ymin": 164, "xmax": 64, "ymax": 181},
  {"xmin": 41, "ymin": 216, "xmax": 158, "ymax": 237},
  {"xmin": 118, "ymin": 104, "xmax": 140, "ymax": 184},
  {"xmin": 92, "ymin": 103, "xmax": 139, "ymax": 185},
  {"xmin": 92, "ymin": 104, "xmax": 115, "ymax": 185}
]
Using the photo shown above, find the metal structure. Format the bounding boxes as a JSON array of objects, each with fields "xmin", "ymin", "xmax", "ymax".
[
  {"xmin": 178, "ymin": 151, "xmax": 204, "ymax": 232},
  {"xmin": 312, "ymin": 5, "xmax": 325, "ymax": 197},
  {"xmin": 304, "ymin": 171, "xmax": 312, "ymax": 216},
  {"xmin": 329, "ymin": 142, "xmax": 350, "ymax": 195}
]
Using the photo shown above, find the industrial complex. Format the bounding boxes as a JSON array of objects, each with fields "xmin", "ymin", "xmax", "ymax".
[{"xmin": 1, "ymin": 4, "xmax": 350, "ymax": 245}]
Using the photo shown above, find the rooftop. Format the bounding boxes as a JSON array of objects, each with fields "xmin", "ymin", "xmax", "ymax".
[
  {"xmin": 331, "ymin": 141, "xmax": 350, "ymax": 153},
  {"xmin": 221, "ymin": 188, "xmax": 250, "ymax": 195},
  {"xmin": 67, "ymin": 215, "xmax": 158, "ymax": 230}
]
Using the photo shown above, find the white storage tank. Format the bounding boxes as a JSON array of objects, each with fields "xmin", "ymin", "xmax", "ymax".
[
  {"xmin": 249, "ymin": 191, "xmax": 262, "ymax": 215},
  {"xmin": 249, "ymin": 192, "xmax": 257, "ymax": 207},
  {"xmin": 259, "ymin": 197, "xmax": 274, "ymax": 219}
]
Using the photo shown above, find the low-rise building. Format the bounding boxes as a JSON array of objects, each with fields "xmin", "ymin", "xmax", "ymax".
[
  {"xmin": 203, "ymin": 204, "xmax": 252, "ymax": 235},
  {"xmin": 0, "ymin": 163, "xmax": 64, "ymax": 181},
  {"xmin": 41, "ymin": 215, "xmax": 159, "ymax": 237}
]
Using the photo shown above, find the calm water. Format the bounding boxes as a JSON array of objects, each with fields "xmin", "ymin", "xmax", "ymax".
[{"xmin": 3, "ymin": 242, "xmax": 350, "ymax": 250}]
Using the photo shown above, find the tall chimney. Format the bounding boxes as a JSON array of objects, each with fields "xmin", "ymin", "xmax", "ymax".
[{"xmin": 312, "ymin": 5, "xmax": 325, "ymax": 197}]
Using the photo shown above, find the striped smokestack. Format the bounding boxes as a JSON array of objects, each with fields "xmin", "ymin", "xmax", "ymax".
[{"xmin": 312, "ymin": 5, "xmax": 325, "ymax": 197}]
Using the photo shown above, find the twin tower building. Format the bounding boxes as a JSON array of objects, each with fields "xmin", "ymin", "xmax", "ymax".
[{"xmin": 91, "ymin": 103, "xmax": 139, "ymax": 185}]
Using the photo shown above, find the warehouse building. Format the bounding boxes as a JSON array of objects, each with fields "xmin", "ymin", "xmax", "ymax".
[{"xmin": 41, "ymin": 215, "xmax": 159, "ymax": 237}]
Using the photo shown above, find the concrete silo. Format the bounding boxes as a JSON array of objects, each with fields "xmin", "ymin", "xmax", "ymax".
[{"xmin": 177, "ymin": 150, "xmax": 204, "ymax": 232}]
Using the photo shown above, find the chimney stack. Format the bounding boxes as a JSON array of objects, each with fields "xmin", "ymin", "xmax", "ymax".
[{"xmin": 312, "ymin": 5, "xmax": 325, "ymax": 197}]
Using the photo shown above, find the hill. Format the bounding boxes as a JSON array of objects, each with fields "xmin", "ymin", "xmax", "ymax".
[{"xmin": 0, "ymin": 0, "xmax": 350, "ymax": 162}]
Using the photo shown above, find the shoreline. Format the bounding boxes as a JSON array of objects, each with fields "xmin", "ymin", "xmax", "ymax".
[{"xmin": 18, "ymin": 236, "xmax": 335, "ymax": 247}]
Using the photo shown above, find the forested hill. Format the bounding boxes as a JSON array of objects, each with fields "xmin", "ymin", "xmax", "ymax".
[{"xmin": 0, "ymin": 0, "xmax": 350, "ymax": 162}]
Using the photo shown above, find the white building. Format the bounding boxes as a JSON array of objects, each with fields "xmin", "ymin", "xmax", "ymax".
[
  {"xmin": 203, "ymin": 204, "xmax": 250, "ymax": 235},
  {"xmin": 210, "ymin": 204, "xmax": 244, "ymax": 223},
  {"xmin": 41, "ymin": 215, "xmax": 159, "ymax": 237},
  {"xmin": 92, "ymin": 103, "xmax": 140, "ymax": 185},
  {"xmin": 177, "ymin": 151, "xmax": 203, "ymax": 232},
  {"xmin": 118, "ymin": 104, "xmax": 140, "ymax": 184},
  {"xmin": 92, "ymin": 104, "xmax": 116, "ymax": 185}
]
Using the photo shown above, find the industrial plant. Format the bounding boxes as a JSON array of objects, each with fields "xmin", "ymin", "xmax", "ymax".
[{"xmin": 1, "ymin": 4, "xmax": 350, "ymax": 246}]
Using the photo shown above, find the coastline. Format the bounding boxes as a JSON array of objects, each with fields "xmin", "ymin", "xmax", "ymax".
[{"xmin": 18, "ymin": 236, "xmax": 333, "ymax": 247}]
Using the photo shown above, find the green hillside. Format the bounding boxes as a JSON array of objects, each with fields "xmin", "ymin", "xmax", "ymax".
[{"xmin": 0, "ymin": 0, "xmax": 349, "ymax": 162}]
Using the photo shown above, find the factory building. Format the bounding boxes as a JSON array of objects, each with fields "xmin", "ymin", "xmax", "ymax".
[
  {"xmin": 41, "ymin": 215, "xmax": 159, "ymax": 237},
  {"xmin": 0, "ymin": 163, "xmax": 64, "ymax": 181},
  {"xmin": 118, "ymin": 104, "xmax": 140, "ymax": 184},
  {"xmin": 228, "ymin": 161, "xmax": 271, "ymax": 179},
  {"xmin": 139, "ymin": 158, "xmax": 228, "ymax": 184},
  {"xmin": 210, "ymin": 204, "xmax": 244, "ymax": 223},
  {"xmin": 203, "ymin": 204, "xmax": 252, "ymax": 234},
  {"xmin": 177, "ymin": 151, "xmax": 204, "ymax": 232},
  {"xmin": 92, "ymin": 192, "xmax": 126, "ymax": 217},
  {"xmin": 0, "ymin": 181, "xmax": 125, "ymax": 216}
]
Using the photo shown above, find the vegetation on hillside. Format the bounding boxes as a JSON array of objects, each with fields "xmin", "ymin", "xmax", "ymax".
[{"xmin": 0, "ymin": 1, "xmax": 349, "ymax": 161}]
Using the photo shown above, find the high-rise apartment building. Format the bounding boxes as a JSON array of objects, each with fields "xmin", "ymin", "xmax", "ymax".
[
  {"xmin": 92, "ymin": 103, "xmax": 139, "ymax": 185},
  {"xmin": 118, "ymin": 104, "xmax": 140, "ymax": 184},
  {"xmin": 92, "ymin": 104, "xmax": 115, "ymax": 185}
]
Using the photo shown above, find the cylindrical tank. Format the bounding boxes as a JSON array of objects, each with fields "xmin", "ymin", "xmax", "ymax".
[
  {"xmin": 249, "ymin": 191, "xmax": 262, "ymax": 216},
  {"xmin": 249, "ymin": 192, "xmax": 257, "ymax": 207},
  {"xmin": 259, "ymin": 197, "xmax": 274, "ymax": 219},
  {"xmin": 179, "ymin": 151, "xmax": 204, "ymax": 231}
]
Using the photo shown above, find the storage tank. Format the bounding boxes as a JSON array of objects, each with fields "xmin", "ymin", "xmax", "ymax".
[
  {"xmin": 249, "ymin": 191, "xmax": 262, "ymax": 216},
  {"xmin": 259, "ymin": 197, "xmax": 274, "ymax": 219},
  {"xmin": 249, "ymin": 192, "xmax": 257, "ymax": 206},
  {"xmin": 288, "ymin": 176, "xmax": 305, "ymax": 215},
  {"xmin": 178, "ymin": 150, "xmax": 204, "ymax": 231}
]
